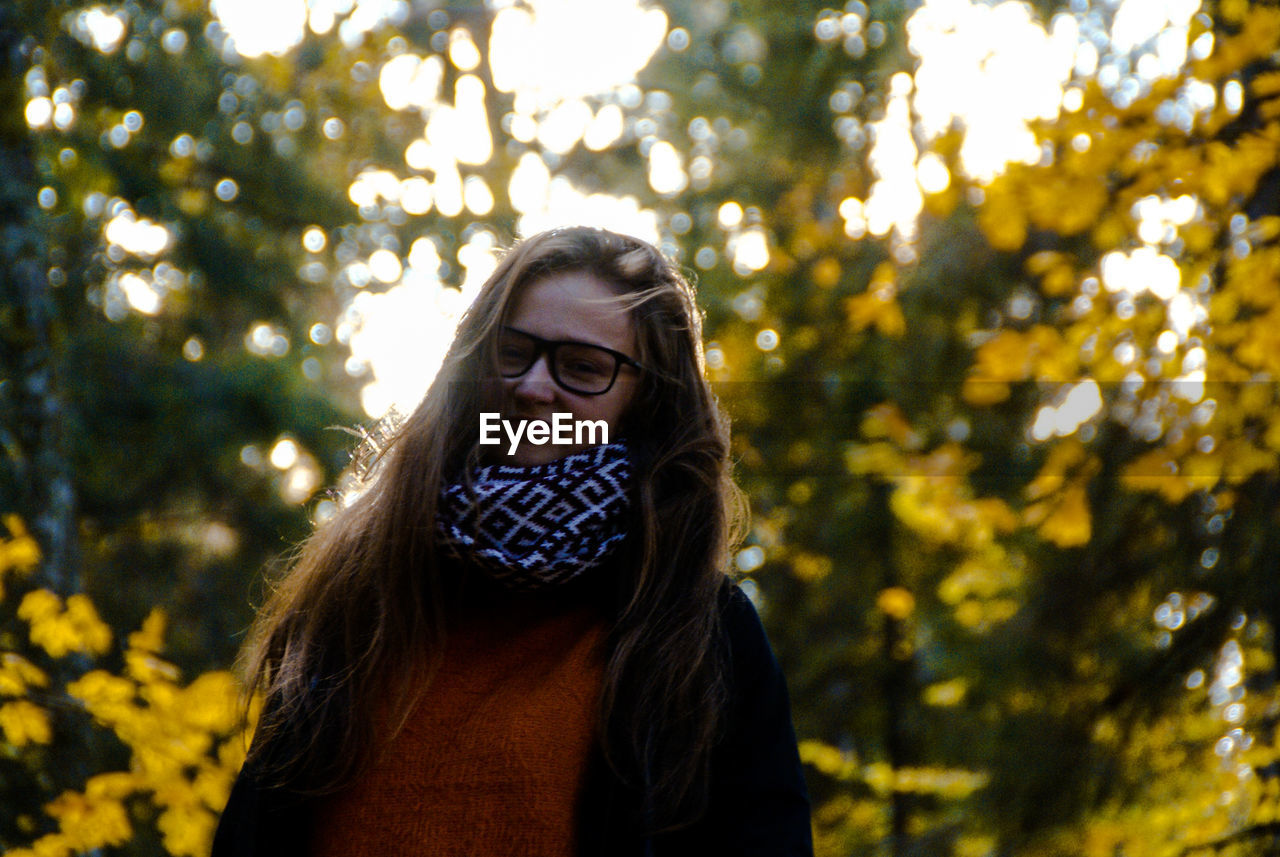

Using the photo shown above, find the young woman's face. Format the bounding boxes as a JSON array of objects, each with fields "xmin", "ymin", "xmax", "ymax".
[{"xmin": 496, "ymin": 270, "xmax": 640, "ymax": 465}]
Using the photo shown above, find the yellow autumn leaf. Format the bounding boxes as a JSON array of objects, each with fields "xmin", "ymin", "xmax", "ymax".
[
  {"xmin": 192, "ymin": 763, "xmax": 235, "ymax": 809},
  {"xmin": 844, "ymin": 289, "xmax": 906, "ymax": 338},
  {"xmin": 923, "ymin": 678, "xmax": 969, "ymax": 707},
  {"xmin": 1224, "ymin": 245, "xmax": 1280, "ymax": 308},
  {"xmin": 860, "ymin": 402, "xmax": 920, "ymax": 449},
  {"xmin": 141, "ymin": 678, "xmax": 182, "ymax": 713},
  {"xmin": 1090, "ymin": 212, "xmax": 1128, "ymax": 252},
  {"xmin": 890, "ymin": 766, "xmax": 988, "ymax": 798},
  {"xmin": 84, "ymin": 772, "xmax": 139, "ymax": 800},
  {"xmin": 176, "ymin": 187, "xmax": 208, "ymax": 217},
  {"xmin": 799, "ymin": 739, "xmax": 858, "ymax": 779},
  {"xmin": 956, "ymin": 835, "xmax": 998, "ymax": 857},
  {"xmin": 891, "ymin": 483, "xmax": 959, "ymax": 544},
  {"xmin": 64, "ymin": 595, "xmax": 112, "ymax": 655},
  {"xmin": 219, "ymin": 729, "xmax": 253, "ymax": 771},
  {"xmin": 1032, "ymin": 484, "xmax": 1092, "ymax": 548},
  {"xmin": 1181, "ymin": 221, "xmax": 1217, "ymax": 253},
  {"xmin": 126, "ymin": 649, "xmax": 182, "ymax": 684},
  {"xmin": 157, "ymin": 804, "xmax": 218, "ymax": 857},
  {"xmin": 1024, "ymin": 439, "xmax": 1091, "ymax": 501},
  {"xmin": 24, "ymin": 614, "xmax": 80, "ymax": 660},
  {"xmin": 3, "ymin": 833, "xmax": 74, "ymax": 857},
  {"xmin": 952, "ymin": 597, "xmax": 1020, "ymax": 631},
  {"xmin": 876, "ymin": 587, "xmax": 916, "ymax": 620},
  {"xmin": 1181, "ymin": 453, "xmax": 1223, "ymax": 492},
  {"xmin": 1249, "ymin": 215, "xmax": 1280, "ymax": 242},
  {"xmin": 45, "ymin": 790, "xmax": 132, "ymax": 849},
  {"xmin": 953, "ymin": 600, "xmax": 985, "ymax": 629},
  {"xmin": 1252, "ymin": 71, "xmax": 1280, "ymax": 97},
  {"xmin": 843, "ymin": 442, "xmax": 904, "ymax": 477},
  {"xmin": 786, "ymin": 480, "xmax": 813, "ymax": 505},
  {"xmin": 179, "ymin": 671, "xmax": 240, "ymax": 734},
  {"xmin": 0, "ymin": 652, "xmax": 49, "ymax": 697},
  {"xmin": 134, "ymin": 743, "xmax": 197, "ymax": 782},
  {"xmin": 1024, "ymin": 250, "xmax": 1069, "ymax": 276},
  {"xmin": 128, "ymin": 608, "xmax": 168, "ymax": 654},
  {"xmin": 961, "ymin": 376, "xmax": 1011, "ymax": 406},
  {"xmin": 1026, "ymin": 325, "xmax": 1076, "ymax": 381},
  {"xmin": 152, "ymin": 770, "xmax": 205, "ymax": 807},
  {"xmin": 1220, "ymin": 0, "xmax": 1248, "ymax": 23},
  {"xmin": 790, "ymin": 552, "xmax": 833, "ymax": 582},
  {"xmin": 0, "ymin": 700, "xmax": 53, "ymax": 746},
  {"xmin": 1262, "ymin": 419, "xmax": 1280, "ymax": 454},
  {"xmin": 1220, "ymin": 441, "xmax": 1278, "ymax": 485},
  {"xmin": 19, "ymin": 590, "xmax": 113, "ymax": 658},
  {"xmin": 1040, "ymin": 262, "xmax": 1076, "ymax": 297},
  {"xmin": 811, "ymin": 255, "xmax": 841, "ymax": 288},
  {"xmin": 862, "ymin": 761, "xmax": 895, "ymax": 795},
  {"xmin": 972, "ymin": 498, "xmax": 1020, "ymax": 534},
  {"xmin": 17, "ymin": 589, "xmax": 61, "ymax": 623},
  {"xmin": 2, "ymin": 514, "xmax": 34, "ymax": 540},
  {"xmin": 913, "ymin": 443, "xmax": 980, "ymax": 478},
  {"xmin": 0, "ymin": 537, "xmax": 42, "ymax": 572},
  {"xmin": 1025, "ymin": 173, "xmax": 1107, "ymax": 235},
  {"xmin": 68, "ymin": 670, "xmax": 136, "ymax": 719},
  {"xmin": 1236, "ymin": 312, "xmax": 1280, "ymax": 375},
  {"xmin": 1, "ymin": 514, "xmax": 41, "ymax": 581},
  {"xmin": 976, "ymin": 182, "xmax": 1027, "ymax": 251},
  {"xmin": 984, "ymin": 598, "xmax": 1020, "ymax": 624},
  {"xmin": 1121, "ymin": 448, "xmax": 1182, "ymax": 497},
  {"xmin": 938, "ymin": 550, "xmax": 1020, "ymax": 604},
  {"xmin": 969, "ymin": 328, "xmax": 1056, "ymax": 383}
]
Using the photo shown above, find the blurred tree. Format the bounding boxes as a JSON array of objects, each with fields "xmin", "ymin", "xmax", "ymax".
[
  {"xmin": 553, "ymin": 0, "xmax": 1280, "ymax": 854},
  {"xmin": 2, "ymin": 0, "xmax": 366, "ymax": 667},
  {"xmin": 5, "ymin": 0, "xmax": 1280, "ymax": 855},
  {"xmin": 642, "ymin": 1, "xmax": 1280, "ymax": 855},
  {"xmin": 2, "ymin": 0, "xmax": 361, "ymax": 847}
]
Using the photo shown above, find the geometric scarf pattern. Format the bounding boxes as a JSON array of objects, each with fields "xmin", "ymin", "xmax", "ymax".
[{"xmin": 436, "ymin": 442, "xmax": 632, "ymax": 591}]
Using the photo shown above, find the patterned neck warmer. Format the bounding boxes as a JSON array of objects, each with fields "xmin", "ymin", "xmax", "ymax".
[{"xmin": 436, "ymin": 443, "xmax": 633, "ymax": 591}]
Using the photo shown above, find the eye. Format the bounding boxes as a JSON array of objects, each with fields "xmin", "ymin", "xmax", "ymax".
[
  {"xmin": 565, "ymin": 359, "xmax": 608, "ymax": 377},
  {"xmin": 497, "ymin": 336, "xmax": 534, "ymax": 372},
  {"xmin": 557, "ymin": 347, "xmax": 612, "ymax": 380}
]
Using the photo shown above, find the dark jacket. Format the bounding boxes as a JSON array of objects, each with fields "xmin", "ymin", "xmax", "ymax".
[{"xmin": 211, "ymin": 584, "xmax": 813, "ymax": 856}]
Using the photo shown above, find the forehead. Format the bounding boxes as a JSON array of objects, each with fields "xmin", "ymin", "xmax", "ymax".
[{"xmin": 506, "ymin": 270, "xmax": 636, "ymax": 352}]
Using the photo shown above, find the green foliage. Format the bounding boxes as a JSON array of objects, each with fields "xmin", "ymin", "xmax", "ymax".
[{"xmin": 4, "ymin": 0, "xmax": 1280, "ymax": 855}]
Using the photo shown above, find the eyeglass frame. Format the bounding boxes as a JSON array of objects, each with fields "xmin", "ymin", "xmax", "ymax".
[{"xmin": 496, "ymin": 326, "xmax": 644, "ymax": 396}]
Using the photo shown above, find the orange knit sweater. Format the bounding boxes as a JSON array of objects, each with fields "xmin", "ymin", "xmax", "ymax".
[{"xmin": 310, "ymin": 595, "xmax": 608, "ymax": 857}]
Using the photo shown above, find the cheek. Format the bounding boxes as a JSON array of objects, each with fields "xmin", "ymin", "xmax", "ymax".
[
  {"xmin": 481, "ymin": 378, "xmax": 507, "ymax": 411},
  {"xmin": 604, "ymin": 379, "xmax": 641, "ymax": 429}
]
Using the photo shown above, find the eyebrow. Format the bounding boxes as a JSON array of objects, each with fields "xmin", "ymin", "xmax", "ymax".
[{"xmin": 502, "ymin": 325, "xmax": 636, "ymax": 361}]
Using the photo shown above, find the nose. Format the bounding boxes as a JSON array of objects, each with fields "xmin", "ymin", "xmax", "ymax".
[{"xmin": 510, "ymin": 353, "xmax": 557, "ymax": 404}]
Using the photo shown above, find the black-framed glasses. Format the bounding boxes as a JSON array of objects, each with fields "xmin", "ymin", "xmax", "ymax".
[{"xmin": 497, "ymin": 326, "xmax": 642, "ymax": 396}]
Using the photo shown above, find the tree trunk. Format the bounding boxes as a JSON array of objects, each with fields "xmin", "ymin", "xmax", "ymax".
[{"xmin": 0, "ymin": 0, "xmax": 81, "ymax": 598}]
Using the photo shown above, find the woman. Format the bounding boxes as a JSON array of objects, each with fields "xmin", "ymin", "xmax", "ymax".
[{"xmin": 213, "ymin": 226, "xmax": 812, "ymax": 856}]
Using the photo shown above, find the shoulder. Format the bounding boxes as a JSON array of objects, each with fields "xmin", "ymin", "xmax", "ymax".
[
  {"xmin": 716, "ymin": 580, "xmax": 779, "ymax": 674},
  {"xmin": 679, "ymin": 581, "xmax": 813, "ymax": 856},
  {"xmin": 711, "ymin": 580, "xmax": 794, "ymax": 729},
  {"xmin": 212, "ymin": 753, "xmax": 313, "ymax": 857}
]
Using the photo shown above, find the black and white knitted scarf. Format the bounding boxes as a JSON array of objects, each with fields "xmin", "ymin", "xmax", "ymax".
[{"xmin": 435, "ymin": 443, "xmax": 632, "ymax": 591}]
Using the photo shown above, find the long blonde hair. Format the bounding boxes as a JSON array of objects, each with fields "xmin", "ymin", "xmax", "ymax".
[{"xmin": 242, "ymin": 226, "xmax": 745, "ymax": 829}]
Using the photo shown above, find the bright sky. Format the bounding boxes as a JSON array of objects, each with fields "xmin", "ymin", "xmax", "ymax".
[
  {"xmin": 855, "ymin": 0, "xmax": 1203, "ymax": 254},
  {"xmin": 843, "ymin": 0, "xmax": 1208, "ymax": 434},
  {"xmin": 71, "ymin": 0, "xmax": 1207, "ymax": 423},
  {"xmin": 221, "ymin": 0, "xmax": 671, "ymax": 417}
]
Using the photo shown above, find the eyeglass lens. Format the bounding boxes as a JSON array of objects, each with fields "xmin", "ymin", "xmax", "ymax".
[{"xmin": 498, "ymin": 329, "xmax": 622, "ymax": 395}]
